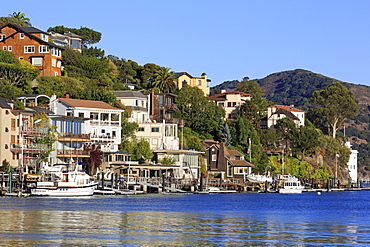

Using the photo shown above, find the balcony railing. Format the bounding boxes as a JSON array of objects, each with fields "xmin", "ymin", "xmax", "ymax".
[
  {"xmin": 90, "ymin": 120, "xmax": 120, "ymax": 126},
  {"xmin": 22, "ymin": 126, "xmax": 48, "ymax": 136},
  {"xmin": 10, "ymin": 143, "xmax": 48, "ymax": 153},
  {"xmin": 164, "ymin": 104, "xmax": 177, "ymax": 112},
  {"xmin": 57, "ymin": 149, "xmax": 90, "ymax": 156},
  {"xmin": 91, "ymin": 135, "xmax": 116, "ymax": 142},
  {"xmin": 59, "ymin": 133, "xmax": 90, "ymax": 140}
]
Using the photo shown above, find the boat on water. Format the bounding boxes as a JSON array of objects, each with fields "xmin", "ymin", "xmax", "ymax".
[
  {"xmin": 207, "ymin": 186, "xmax": 237, "ymax": 193},
  {"xmin": 279, "ymin": 176, "xmax": 304, "ymax": 194},
  {"xmin": 246, "ymin": 174, "xmax": 273, "ymax": 183},
  {"xmin": 30, "ymin": 164, "xmax": 98, "ymax": 196}
]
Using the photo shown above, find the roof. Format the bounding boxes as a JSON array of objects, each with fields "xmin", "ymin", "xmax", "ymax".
[
  {"xmin": 0, "ymin": 23, "xmax": 63, "ymax": 49},
  {"xmin": 229, "ymin": 159, "xmax": 254, "ymax": 167},
  {"xmin": 209, "ymin": 91, "xmax": 252, "ymax": 101},
  {"xmin": 269, "ymin": 105, "xmax": 305, "ymax": 113},
  {"xmin": 227, "ymin": 149, "xmax": 245, "ymax": 157},
  {"xmin": 57, "ymin": 98, "xmax": 123, "ymax": 111},
  {"xmin": 27, "ymin": 106, "xmax": 54, "ymax": 115},
  {"xmin": 0, "ymin": 97, "xmax": 12, "ymax": 109},
  {"xmin": 174, "ymin": 72, "xmax": 206, "ymax": 79},
  {"xmin": 271, "ymin": 108, "xmax": 300, "ymax": 121},
  {"xmin": 112, "ymin": 90, "xmax": 147, "ymax": 99}
]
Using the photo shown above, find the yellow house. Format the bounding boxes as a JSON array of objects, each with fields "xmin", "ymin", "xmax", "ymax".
[{"xmin": 174, "ymin": 72, "xmax": 211, "ymax": 96}]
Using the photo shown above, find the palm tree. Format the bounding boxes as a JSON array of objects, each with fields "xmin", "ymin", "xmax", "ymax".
[
  {"xmin": 8, "ymin": 12, "xmax": 31, "ymax": 26},
  {"xmin": 152, "ymin": 67, "xmax": 176, "ymax": 93}
]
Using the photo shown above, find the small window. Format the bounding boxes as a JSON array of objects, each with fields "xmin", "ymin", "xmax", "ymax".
[
  {"xmin": 8, "ymin": 46, "xmax": 12, "ymax": 51},
  {"xmin": 39, "ymin": 45, "xmax": 49, "ymax": 53},
  {"xmin": 54, "ymin": 71, "xmax": 58, "ymax": 76},
  {"xmin": 3, "ymin": 46, "xmax": 6, "ymax": 50},
  {"xmin": 198, "ymin": 80, "xmax": 202, "ymax": 86},
  {"xmin": 20, "ymin": 33, "xmax": 25, "ymax": 39},
  {"xmin": 78, "ymin": 113, "xmax": 84, "ymax": 118},
  {"xmin": 0, "ymin": 34, "xmax": 5, "ymax": 41},
  {"xmin": 19, "ymin": 57, "xmax": 24, "ymax": 60},
  {"xmin": 24, "ymin": 46, "xmax": 35, "ymax": 53},
  {"xmin": 151, "ymin": 127, "xmax": 159, "ymax": 132},
  {"xmin": 212, "ymin": 154, "xmax": 217, "ymax": 161},
  {"xmin": 138, "ymin": 127, "xmax": 145, "ymax": 131}
]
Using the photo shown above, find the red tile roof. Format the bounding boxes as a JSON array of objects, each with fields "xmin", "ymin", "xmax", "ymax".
[
  {"xmin": 268, "ymin": 105, "xmax": 305, "ymax": 113},
  {"xmin": 58, "ymin": 98, "xmax": 123, "ymax": 110}
]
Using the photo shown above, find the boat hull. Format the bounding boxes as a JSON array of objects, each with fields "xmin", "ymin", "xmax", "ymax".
[{"xmin": 31, "ymin": 183, "xmax": 97, "ymax": 196}]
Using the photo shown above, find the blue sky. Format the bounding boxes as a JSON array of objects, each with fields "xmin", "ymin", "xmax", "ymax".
[{"xmin": 3, "ymin": 1, "xmax": 370, "ymax": 87}]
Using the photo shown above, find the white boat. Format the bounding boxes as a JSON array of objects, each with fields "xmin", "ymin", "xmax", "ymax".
[
  {"xmin": 31, "ymin": 164, "xmax": 98, "ymax": 196},
  {"xmin": 279, "ymin": 177, "xmax": 304, "ymax": 194},
  {"xmin": 246, "ymin": 174, "xmax": 273, "ymax": 183},
  {"xmin": 207, "ymin": 186, "xmax": 237, "ymax": 193}
]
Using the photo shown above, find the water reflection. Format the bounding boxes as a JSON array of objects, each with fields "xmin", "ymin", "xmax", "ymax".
[{"xmin": 0, "ymin": 192, "xmax": 369, "ymax": 246}]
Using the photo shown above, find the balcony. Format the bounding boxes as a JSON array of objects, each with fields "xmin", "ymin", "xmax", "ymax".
[
  {"xmin": 22, "ymin": 126, "xmax": 48, "ymax": 136},
  {"xmin": 90, "ymin": 120, "xmax": 120, "ymax": 126},
  {"xmin": 164, "ymin": 103, "xmax": 177, "ymax": 112},
  {"xmin": 57, "ymin": 149, "xmax": 90, "ymax": 157},
  {"xmin": 58, "ymin": 133, "xmax": 90, "ymax": 141},
  {"xmin": 10, "ymin": 143, "xmax": 48, "ymax": 153},
  {"xmin": 91, "ymin": 135, "xmax": 116, "ymax": 142}
]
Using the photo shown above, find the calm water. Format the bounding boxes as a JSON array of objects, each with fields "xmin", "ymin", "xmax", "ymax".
[{"xmin": 0, "ymin": 191, "xmax": 369, "ymax": 246}]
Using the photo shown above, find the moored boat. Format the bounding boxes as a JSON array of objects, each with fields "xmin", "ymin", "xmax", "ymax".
[
  {"xmin": 279, "ymin": 176, "xmax": 304, "ymax": 194},
  {"xmin": 246, "ymin": 174, "xmax": 273, "ymax": 183},
  {"xmin": 31, "ymin": 164, "xmax": 98, "ymax": 196}
]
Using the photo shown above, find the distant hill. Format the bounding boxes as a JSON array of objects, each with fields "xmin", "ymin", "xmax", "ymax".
[{"xmin": 211, "ymin": 69, "xmax": 370, "ymax": 178}]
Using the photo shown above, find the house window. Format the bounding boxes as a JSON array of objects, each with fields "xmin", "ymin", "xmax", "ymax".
[
  {"xmin": 2, "ymin": 46, "xmax": 6, "ymax": 50},
  {"xmin": 24, "ymin": 46, "xmax": 35, "ymax": 53},
  {"xmin": 20, "ymin": 33, "xmax": 24, "ymax": 39},
  {"xmin": 54, "ymin": 71, "xmax": 58, "ymax": 76},
  {"xmin": 151, "ymin": 127, "xmax": 159, "ymax": 132},
  {"xmin": 138, "ymin": 127, "xmax": 145, "ymax": 131},
  {"xmin": 39, "ymin": 45, "xmax": 49, "ymax": 53},
  {"xmin": 42, "ymin": 34, "xmax": 48, "ymax": 41},
  {"xmin": 198, "ymin": 80, "xmax": 202, "ymax": 86},
  {"xmin": 78, "ymin": 113, "xmax": 84, "ymax": 118},
  {"xmin": 212, "ymin": 154, "xmax": 217, "ymax": 161},
  {"xmin": 218, "ymin": 102, "xmax": 224, "ymax": 107},
  {"xmin": 19, "ymin": 57, "xmax": 24, "ymax": 60},
  {"xmin": 57, "ymin": 60, "xmax": 61, "ymax": 68},
  {"xmin": 52, "ymin": 59, "xmax": 56, "ymax": 67},
  {"xmin": 32, "ymin": 58, "xmax": 43, "ymax": 66},
  {"xmin": 8, "ymin": 46, "xmax": 12, "ymax": 51},
  {"xmin": 0, "ymin": 34, "xmax": 5, "ymax": 41}
]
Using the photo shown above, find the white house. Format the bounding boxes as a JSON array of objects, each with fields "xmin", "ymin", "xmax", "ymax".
[
  {"xmin": 346, "ymin": 142, "xmax": 358, "ymax": 182},
  {"xmin": 50, "ymin": 95, "xmax": 124, "ymax": 152},
  {"xmin": 112, "ymin": 91, "xmax": 150, "ymax": 123},
  {"xmin": 136, "ymin": 122, "xmax": 179, "ymax": 150},
  {"xmin": 261, "ymin": 105, "xmax": 305, "ymax": 129}
]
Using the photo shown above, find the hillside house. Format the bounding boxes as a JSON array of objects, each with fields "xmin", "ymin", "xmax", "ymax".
[
  {"xmin": 209, "ymin": 90, "xmax": 252, "ymax": 121},
  {"xmin": 0, "ymin": 23, "xmax": 64, "ymax": 77},
  {"xmin": 261, "ymin": 105, "xmax": 305, "ymax": 129},
  {"xmin": 174, "ymin": 72, "xmax": 211, "ymax": 96}
]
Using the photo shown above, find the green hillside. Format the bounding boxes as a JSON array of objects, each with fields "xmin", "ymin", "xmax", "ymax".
[{"xmin": 212, "ymin": 69, "xmax": 370, "ymax": 178}]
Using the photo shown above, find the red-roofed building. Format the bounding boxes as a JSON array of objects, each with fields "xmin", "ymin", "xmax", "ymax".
[
  {"xmin": 261, "ymin": 105, "xmax": 305, "ymax": 129},
  {"xmin": 209, "ymin": 90, "xmax": 252, "ymax": 121}
]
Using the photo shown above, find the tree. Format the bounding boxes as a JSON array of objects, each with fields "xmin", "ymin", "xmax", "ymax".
[
  {"xmin": 275, "ymin": 117, "xmax": 298, "ymax": 157},
  {"xmin": 238, "ymin": 77, "xmax": 265, "ymax": 99},
  {"xmin": 218, "ymin": 119, "xmax": 232, "ymax": 146},
  {"xmin": 152, "ymin": 67, "xmax": 176, "ymax": 93},
  {"xmin": 239, "ymin": 100, "xmax": 261, "ymax": 130},
  {"xmin": 310, "ymin": 82, "xmax": 359, "ymax": 138},
  {"xmin": 175, "ymin": 85, "xmax": 225, "ymax": 134},
  {"xmin": 8, "ymin": 12, "xmax": 31, "ymax": 26},
  {"xmin": 0, "ymin": 50, "xmax": 40, "ymax": 87},
  {"xmin": 295, "ymin": 122, "xmax": 321, "ymax": 160},
  {"xmin": 121, "ymin": 137, "xmax": 153, "ymax": 161}
]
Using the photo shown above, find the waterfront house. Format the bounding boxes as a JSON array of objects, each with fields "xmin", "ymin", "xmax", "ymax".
[
  {"xmin": 209, "ymin": 90, "xmax": 252, "ymax": 121},
  {"xmin": 346, "ymin": 142, "xmax": 358, "ymax": 182},
  {"xmin": 135, "ymin": 122, "xmax": 179, "ymax": 150},
  {"xmin": 261, "ymin": 105, "xmax": 305, "ymax": 129},
  {"xmin": 0, "ymin": 23, "xmax": 64, "ymax": 77},
  {"xmin": 203, "ymin": 141, "xmax": 253, "ymax": 180},
  {"xmin": 50, "ymin": 94, "xmax": 124, "ymax": 153},
  {"xmin": 174, "ymin": 72, "xmax": 211, "ymax": 96},
  {"xmin": 0, "ymin": 97, "xmax": 48, "ymax": 170}
]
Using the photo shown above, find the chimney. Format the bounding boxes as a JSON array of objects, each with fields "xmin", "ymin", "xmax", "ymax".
[{"xmin": 65, "ymin": 94, "xmax": 70, "ymax": 98}]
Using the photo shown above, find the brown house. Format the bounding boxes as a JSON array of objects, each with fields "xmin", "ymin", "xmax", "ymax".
[
  {"xmin": 203, "ymin": 140, "xmax": 253, "ymax": 180},
  {"xmin": 0, "ymin": 23, "xmax": 64, "ymax": 77},
  {"xmin": 149, "ymin": 90, "xmax": 178, "ymax": 123}
]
